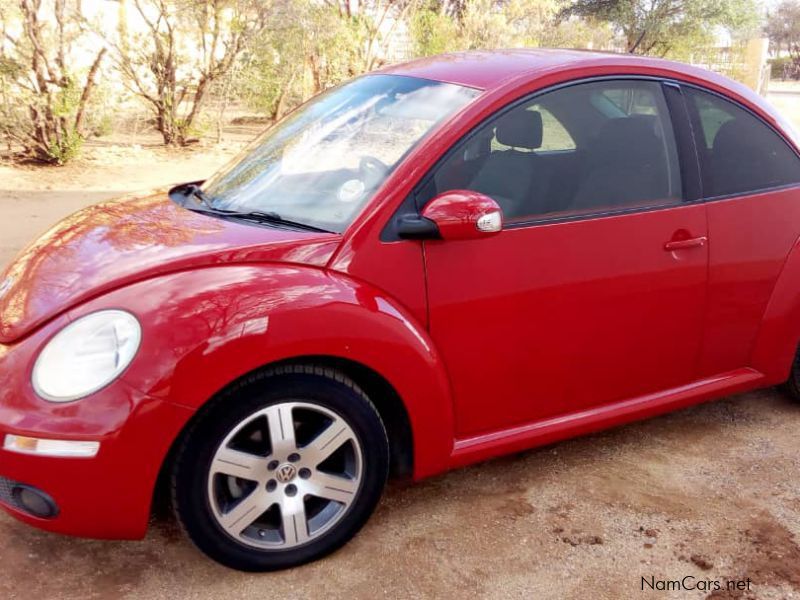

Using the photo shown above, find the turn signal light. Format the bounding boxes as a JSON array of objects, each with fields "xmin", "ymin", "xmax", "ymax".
[{"xmin": 3, "ymin": 435, "xmax": 100, "ymax": 458}]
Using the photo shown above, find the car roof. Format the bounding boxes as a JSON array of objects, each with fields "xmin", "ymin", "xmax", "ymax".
[
  {"xmin": 378, "ymin": 48, "xmax": 729, "ymax": 91},
  {"xmin": 376, "ymin": 48, "xmax": 800, "ymax": 151}
]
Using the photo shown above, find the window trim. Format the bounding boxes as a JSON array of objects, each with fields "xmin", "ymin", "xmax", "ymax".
[
  {"xmin": 662, "ymin": 82, "xmax": 703, "ymax": 202},
  {"xmin": 679, "ymin": 82, "xmax": 800, "ymax": 203},
  {"xmin": 409, "ymin": 75, "xmax": 693, "ymax": 231},
  {"xmin": 501, "ymin": 198, "xmax": 693, "ymax": 230}
]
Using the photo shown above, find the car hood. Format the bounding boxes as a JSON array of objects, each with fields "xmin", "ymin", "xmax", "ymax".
[{"xmin": 0, "ymin": 190, "xmax": 341, "ymax": 343}]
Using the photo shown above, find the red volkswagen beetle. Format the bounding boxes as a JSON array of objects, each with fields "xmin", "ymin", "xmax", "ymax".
[{"xmin": 1, "ymin": 49, "xmax": 800, "ymax": 571}]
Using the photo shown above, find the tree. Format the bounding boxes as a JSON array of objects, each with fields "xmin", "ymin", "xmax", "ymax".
[
  {"xmin": 766, "ymin": 1, "xmax": 800, "ymax": 66},
  {"xmin": 0, "ymin": 0, "xmax": 106, "ymax": 164},
  {"xmin": 322, "ymin": 0, "xmax": 419, "ymax": 72},
  {"xmin": 235, "ymin": 0, "xmax": 364, "ymax": 122},
  {"xmin": 106, "ymin": 0, "xmax": 271, "ymax": 146},
  {"xmin": 238, "ymin": 0, "xmax": 421, "ymax": 122},
  {"xmin": 410, "ymin": 5, "xmax": 459, "ymax": 56},
  {"xmin": 562, "ymin": 0, "xmax": 758, "ymax": 56},
  {"xmin": 410, "ymin": 0, "xmax": 615, "ymax": 56}
]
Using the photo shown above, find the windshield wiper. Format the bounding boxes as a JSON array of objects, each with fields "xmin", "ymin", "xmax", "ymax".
[
  {"xmin": 229, "ymin": 210, "xmax": 333, "ymax": 233},
  {"xmin": 183, "ymin": 183, "xmax": 214, "ymax": 208},
  {"xmin": 189, "ymin": 206, "xmax": 332, "ymax": 233}
]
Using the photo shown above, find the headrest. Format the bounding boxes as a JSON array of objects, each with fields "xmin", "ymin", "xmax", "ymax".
[
  {"xmin": 589, "ymin": 117, "xmax": 660, "ymax": 165},
  {"xmin": 495, "ymin": 109, "xmax": 543, "ymax": 150},
  {"xmin": 712, "ymin": 118, "xmax": 757, "ymax": 154}
]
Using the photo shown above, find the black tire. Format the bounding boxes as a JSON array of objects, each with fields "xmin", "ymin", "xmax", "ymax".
[
  {"xmin": 171, "ymin": 364, "xmax": 389, "ymax": 571},
  {"xmin": 781, "ymin": 348, "xmax": 800, "ymax": 401}
]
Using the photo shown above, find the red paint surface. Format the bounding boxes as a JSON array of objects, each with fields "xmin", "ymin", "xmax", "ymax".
[
  {"xmin": 422, "ymin": 190, "xmax": 503, "ymax": 240},
  {"xmin": 1, "ymin": 50, "xmax": 799, "ymax": 540}
]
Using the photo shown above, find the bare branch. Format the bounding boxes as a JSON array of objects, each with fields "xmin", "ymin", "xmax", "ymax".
[{"xmin": 74, "ymin": 47, "xmax": 107, "ymax": 135}]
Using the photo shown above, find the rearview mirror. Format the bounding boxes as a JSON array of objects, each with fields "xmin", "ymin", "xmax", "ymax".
[{"xmin": 397, "ymin": 190, "xmax": 503, "ymax": 241}]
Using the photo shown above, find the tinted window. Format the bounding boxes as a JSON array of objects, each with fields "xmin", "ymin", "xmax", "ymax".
[
  {"xmin": 686, "ymin": 87, "xmax": 800, "ymax": 198},
  {"xmin": 429, "ymin": 80, "xmax": 682, "ymax": 223}
]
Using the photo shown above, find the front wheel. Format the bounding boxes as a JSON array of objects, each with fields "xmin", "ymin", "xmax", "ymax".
[{"xmin": 172, "ymin": 365, "xmax": 389, "ymax": 571}]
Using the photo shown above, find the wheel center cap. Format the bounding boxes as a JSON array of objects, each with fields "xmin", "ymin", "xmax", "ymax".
[{"xmin": 276, "ymin": 463, "xmax": 297, "ymax": 483}]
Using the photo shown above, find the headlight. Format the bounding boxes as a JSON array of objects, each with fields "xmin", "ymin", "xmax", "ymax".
[{"xmin": 32, "ymin": 310, "xmax": 142, "ymax": 402}]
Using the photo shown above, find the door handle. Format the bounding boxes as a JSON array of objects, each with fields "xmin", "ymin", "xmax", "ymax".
[{"xmin": 664, "ymin": 236, "xmax": 707, "ymax": 251}]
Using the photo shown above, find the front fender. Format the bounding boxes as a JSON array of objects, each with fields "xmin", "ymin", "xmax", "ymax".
[
  {"xmin": 75, "ymin": 264, "xmax": 455, "ymax": 479},
  {"xmin": 752, "ymin": 235, "xmax": 800, "ymax": 383}
]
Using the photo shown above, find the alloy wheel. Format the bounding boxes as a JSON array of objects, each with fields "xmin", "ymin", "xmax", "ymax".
[{"xmin": 207, "ymin": 401, "xmax": 363, "ymax": 549}]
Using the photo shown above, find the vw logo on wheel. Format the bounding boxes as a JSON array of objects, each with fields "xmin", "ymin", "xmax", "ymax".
[{"xmin": 276, "ymin": 463, "xmax": 297, "ymax": 483}]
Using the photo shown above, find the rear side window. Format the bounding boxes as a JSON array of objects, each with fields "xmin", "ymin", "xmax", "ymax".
[{"xmin": 686, "ymin": 88, "xmax": 800, "ymax": 198}]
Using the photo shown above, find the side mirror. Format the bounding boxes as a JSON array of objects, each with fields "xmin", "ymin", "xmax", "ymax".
[{"xmin": 397, "ymin": 190, "xmax": 503, "ymax": 241}]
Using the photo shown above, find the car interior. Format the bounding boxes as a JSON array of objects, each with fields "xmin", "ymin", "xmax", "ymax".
[
  {"xmin": 430, "ymin": 81, "xmax": 683, "ymax": 222},
  {"xmin": 688, "ymin": 88, "xmax": 800, "ymax": 199}
]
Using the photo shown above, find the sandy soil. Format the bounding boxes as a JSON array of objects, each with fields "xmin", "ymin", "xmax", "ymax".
[
  {"xmin": 767, "ymin": 85, "xmax": 800, "ymax": 132},
  {"xmin": 0, "ymin": 135, "xmax": 251, "ymax": 266},
  {"xmin": 2, "ymin": 137, "xmax": 800, "ymax": 600}
]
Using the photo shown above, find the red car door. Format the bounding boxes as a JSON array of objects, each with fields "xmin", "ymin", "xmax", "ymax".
[
  {"xmin": 420, "ymin": 79, "xmax": 710, "ymax": 437},
  {"xmin": 680, "ymin": 86, "xmax": 800, "ymax": 378}
]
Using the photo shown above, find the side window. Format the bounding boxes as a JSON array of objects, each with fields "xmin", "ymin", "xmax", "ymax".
[
  {"xmin": 535, "ymin": 107, "xmax": 576, "ymax": 152},
  {"xmin": 594, "ymin": 87, "xmax": 661, "ymax": 118},
  {"xmin": 428, "ymin": 80, "xmax": 683, "ymax": 223},
  {"xmin": 489, "ymin": 106, "xmax": 576, "ymax": 153},
  {"xmin": 686, "ymin": 87, "xmax": 800, "ymax": 198}
]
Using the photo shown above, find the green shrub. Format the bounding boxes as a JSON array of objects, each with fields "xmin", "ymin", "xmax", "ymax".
[
  {"xmin": 770, "ymin": 56, "xmax": 800, "ymax": 80},
  {"xmin": 46, "ymin": 128, "xmax": 84, "ymax": 165},
  {"xmin": 411, "ymin": 9, "xmax": 459, "ymax": 57},
  {"xmin": 92, "ymin": 114, "xmax": 114, "ymax": 138}
]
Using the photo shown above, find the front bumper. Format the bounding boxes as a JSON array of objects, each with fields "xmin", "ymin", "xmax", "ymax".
[{"xmin": 0, "ymin": 321, "xmax": 194, "ymax": 539}]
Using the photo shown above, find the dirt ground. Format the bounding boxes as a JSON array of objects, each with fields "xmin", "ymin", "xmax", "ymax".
[
  {"xmin": 3, "ymin": 122, "xmax": 800, "ymax": 600},
  {"xmin": 767, "ymin": 84, "xmax": 800, "ymax": 132}
]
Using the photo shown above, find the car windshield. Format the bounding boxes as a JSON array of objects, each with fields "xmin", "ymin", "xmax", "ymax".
[{"xmin": 201, "ymin": 74, "xmax": 480, "ymax": 232}]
